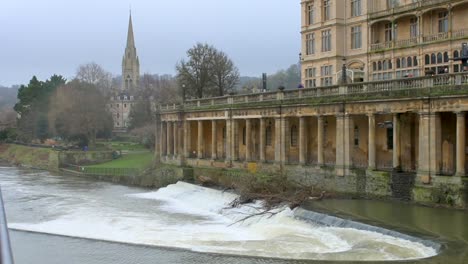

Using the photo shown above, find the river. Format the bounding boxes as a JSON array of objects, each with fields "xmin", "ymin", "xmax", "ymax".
[{"xmin": 0, "ymin": 167, "xmax": 444, "ymax": 263}]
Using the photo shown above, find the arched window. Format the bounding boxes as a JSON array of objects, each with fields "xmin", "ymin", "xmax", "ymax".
[
  {"xmin": 425, "ymin": 54, "xmax": 430, "ymax": 64},
  {"xmin": 388, "ymin": 60, "xmax": 393, "ymax": 69},
  {"xmin": 407, "ymin": 57, "xmax": 412, "ymax": 67},
  {"xmin": 413, "ymin": 56, "xmax": 418, "ymax": 66},
  {"xmin": 378, "ymin": 61, "xmax": 382, "ymax": 71},
  {"xmin": 290, "ymin": 125, "xmax": 298, "ymax": 147},
  {"xmin": 396, "ymin": 58, "xmax": 401, "ymax": 69},
  {"xmin": 383, "ymin": 60, "xmax": 388, "ymax": 70},
  {"xmin": 373, "ymin": 62, "xmax": 377, "ymax": 71},
  {"xmin": 437, "ymin": 52, "xmax": 443, "ymax": 64},
  {"xmin": 266, "ymin": 125, "xmax": 272, "ymax": 146},
  {"xmin": 444, "ymin": 52, "xmax": 449, "ymax": 63},
  {"xmin": 402, "ymin": 57, "xmax": 407, "ymax": 68},
  {"xmin": 431, "ymin": 54, "xmax": 436, "ymax": 64},
  {"xmin": 454, "ymin": 50, "xmax": 459, "ymax": 58}
]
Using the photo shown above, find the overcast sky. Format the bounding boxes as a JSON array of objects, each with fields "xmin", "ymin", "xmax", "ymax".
[{"xmin": 0, "ymin": 0, "xmax": 300, "ymax": 87}]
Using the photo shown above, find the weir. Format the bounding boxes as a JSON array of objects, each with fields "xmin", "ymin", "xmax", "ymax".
[{"xmin": 0, "ymin": 168, "xmax": 439, "ymax": 262}]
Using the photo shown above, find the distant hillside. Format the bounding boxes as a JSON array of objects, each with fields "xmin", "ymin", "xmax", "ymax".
[{"xmin": 0, "ymin": 86, "xmax": 18, "ymax": 111}]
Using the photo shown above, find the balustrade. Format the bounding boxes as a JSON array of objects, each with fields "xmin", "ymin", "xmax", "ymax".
[{"xmin": 159, "ymin": 73, "xmax": 468, "ymax": 111}]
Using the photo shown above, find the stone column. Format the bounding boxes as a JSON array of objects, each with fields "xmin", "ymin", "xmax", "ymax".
[
  {"xmin": 232, "ymin": 119, "xmax": 238, "ymax": 161},
  {"xmin": 275, "ymin": 117, "xmax": 282, "ymax": 163},
  {"xmin": 280, "ymin": 117, "xmax": 287, "ymax": 163},
  {"xmin": 299, "ymin": 116, "xmax": 306, "ymax": 165},
  {"xmin": 317, "ymin": 116, "xmax": 324, "ymax": 165},
  {"xmin": 456, "ymin": 112, "xmax": 466, "ymax": 176},
  {"xmin": 393, "ymin": 113, "xmax": 401, "ymax": 170},
  {"xmin": 159, "ymin": 121, "xmax": 165, "ymax": 157},
  {"xmin": 197, "ymin": 120, "xmax": 203, "ymax": 159},
  {"xmin": 259, "ymin": 118, "xmax": 266, "ymax": 162},
  {"xmin": 211, "ymin": 120, "xmax": 217, "ymax": 160},
  {"xmin": 154, "ymin": 118, "xmax": 161, "ymax": 163},
  {"xmin": 418, "ymin": 112, "xmax": 441, "ymax": 183},
  {"xmin": 368, "ymin": 114, "xmax": 376, "ymax": 170},
  {"xmin": 335, "ymin": 114, "xmax": 345, "ymax": 176},
  {"xmin": 173, "ymin": 121, "xmax": 177, "ymax": 158},
  {"xmin": 245, "ymin": 119, "xmax": 252, "ymax": 161},
  {"xmin": 225, "ymin": 119, "xmax": 232, "ymax": 164},
  {"xmin": 183, "ymin": 120, "xmax": 189, "ymax": 159},
  {"xmin": 166, "ymin": 121, "xmax": 172, "ymax": 157},
  {"xmin": 344, "ymin": 115, "xmax": 353, "ymax": 169}
]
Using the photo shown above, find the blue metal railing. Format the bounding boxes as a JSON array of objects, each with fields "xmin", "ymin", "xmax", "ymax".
[{"xmin": 0, "ymin": 187, "xmax": 14, "ymax": 264}]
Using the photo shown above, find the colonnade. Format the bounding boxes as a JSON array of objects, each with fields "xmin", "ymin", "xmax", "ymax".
[{"xmin": 157, "ymin": 111, "xmax": 466, "ymax": 177}]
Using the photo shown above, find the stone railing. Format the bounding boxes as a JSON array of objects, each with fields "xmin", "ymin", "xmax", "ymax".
[
  {"xmin": 423, "ymin": 32, "xmax": 449, "ymax": 42},
  {"xmin": 453, "ymin": 28, "xmax": 468, "ymax": 39},
  {"xmin": 159, "ymin": 73, "xmax": 468, "ymax": 111},
  {"xmin": 369, "ymin": 1, "xmax": 419, "ymax": 19},
  {"xmin": 371, "ymin": 41, "xmax": 392, "ymax": 51},
  {"xmin": 394, "ymin": 38, "xmax": 418, "ymax": 48},
  {"xmin": 368, "ymin": 0, "xmax": 457, "ymax": 19}
]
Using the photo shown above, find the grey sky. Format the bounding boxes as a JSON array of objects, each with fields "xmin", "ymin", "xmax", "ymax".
[{"xmin": 1, "ymin": 0, "xmax": 300, "ymax": 86}]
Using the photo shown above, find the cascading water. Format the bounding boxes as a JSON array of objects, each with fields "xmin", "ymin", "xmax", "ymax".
[{"xmin": 1, "ymin": 168, "xmax": 437, "ymax": 261}]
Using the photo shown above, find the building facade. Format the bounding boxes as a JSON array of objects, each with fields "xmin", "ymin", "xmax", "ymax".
[
  {"xmin": 156, "ymin": 73, "xmax": 468, "ymax": 207},
  {"xmin": 109, "ymin": 13, "xmax": 141, "ymax": 132},
  {"xmin": 301, "ymin": 0, "xmax": 468, "ymax": 87}
]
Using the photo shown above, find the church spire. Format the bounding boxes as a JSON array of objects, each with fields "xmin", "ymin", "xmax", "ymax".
[
  {"xmin": 122, "ymin": 11, "xmax": 140, "ymax": 90},
  {"xmin": 126, "ymin": 11, "xmax": 135, "ymax": 49}
]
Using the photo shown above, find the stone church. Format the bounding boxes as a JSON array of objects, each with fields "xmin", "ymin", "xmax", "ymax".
[{"xmin": 108, "ymin": 13, "xmax": 140, "ymax": 133}]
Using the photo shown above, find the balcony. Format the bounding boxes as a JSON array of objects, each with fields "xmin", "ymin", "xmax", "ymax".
[
  {"xmin": 371, "ymin": 41, "xmax": 392, "ymax": 51},
  {"xmin": 394, "ymin": 38, "xmax": 418, "ymax": 48},
  {"xmin": 452, "ymin": 28, "xmax": 468, "ymax": 39},
  {"xmin": 369, "ymin": 0, "xmax": 461, "ymax": 20},
  {"xmin": 423, "ymin": 32, "xmax": 449, "ymax": 42}
]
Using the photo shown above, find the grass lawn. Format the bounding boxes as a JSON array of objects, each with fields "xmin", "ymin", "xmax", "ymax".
[
  {"xmin": 86, "ymin": 152, "xmax": 153, "ymax": 169},
  {"xmin": 96, "ymin": 141, "xmax": 147, "ymax": 151}
]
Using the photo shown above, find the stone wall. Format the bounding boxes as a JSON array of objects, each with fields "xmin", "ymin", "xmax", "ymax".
[
  {"xmin": 0, "ymin": 144, "xmax": 59, "ymax": 171},
  {"xmin": 58, "ymin": 151, "xmax": 113, "ymax": 166}
]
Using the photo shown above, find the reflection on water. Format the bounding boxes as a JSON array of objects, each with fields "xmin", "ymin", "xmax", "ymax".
[{"xmin": 0, "ymin": 167, "xmax": 447, "ymax": 263}]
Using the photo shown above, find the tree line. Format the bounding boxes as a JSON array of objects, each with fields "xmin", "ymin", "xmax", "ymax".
[{"xmin": 3, "ymin": 42, "xmax": 298, "ymax": 146}]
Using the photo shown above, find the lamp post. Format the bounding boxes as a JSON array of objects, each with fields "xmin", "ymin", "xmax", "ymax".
[
  {"xmin": 181, "ymin": 84, "xmax": 186, "ymax": 103},
  {"xmin": 341, "ymin": 58, "xmax": 347, "ymax": 85}
]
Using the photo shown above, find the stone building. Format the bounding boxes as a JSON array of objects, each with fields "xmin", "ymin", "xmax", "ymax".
[
  {"xmin": 108, "ymin": 13, "xmax": 140, "ymax": 133},
  {"xmin": 301, "ymin": 0, "xmax": 468, "ymax": 87},
  {"xmin": 156, "ymin": 73, "xmax": 468, "ymax": 207}
]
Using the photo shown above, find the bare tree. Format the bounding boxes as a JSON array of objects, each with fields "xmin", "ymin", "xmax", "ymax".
[
  {"xmin": 75, "ymin": 62, "xmax": 113, "ymax": 95},
  {"xmin": 50, "ymin": 80, "xmax": 113, "ymax": 147},
  {"xmin": 211, "ymin": 50, "xmax": 239, "ymax": 96},
  {"xmin": 176, "ymin": 43, "xmax": 216, "ymax": 99}
]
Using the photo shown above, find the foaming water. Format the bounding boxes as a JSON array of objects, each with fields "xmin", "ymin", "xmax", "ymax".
[{"xmin": 1, "ymin": 168, "xmax": 437, "ymax": 261}]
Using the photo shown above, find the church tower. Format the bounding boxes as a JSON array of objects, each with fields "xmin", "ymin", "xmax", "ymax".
[{"xmin": 122, "ymin": 12, "xmax": 140, "ymax": 90}]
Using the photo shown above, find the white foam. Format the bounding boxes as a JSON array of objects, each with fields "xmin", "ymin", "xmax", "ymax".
[{"xmin": 10, "ymin": 181, "xmax": 437, "ymax": 260}]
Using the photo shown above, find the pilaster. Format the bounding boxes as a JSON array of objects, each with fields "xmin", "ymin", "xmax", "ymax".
[{"xmin": 456, "ymin": 112, "xmax": 466, "ymax": 176}]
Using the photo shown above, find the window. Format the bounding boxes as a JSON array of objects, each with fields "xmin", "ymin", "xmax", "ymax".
[
  {"xmin": 413, "ymin": 56, "xmax": 418, "ymax": 66},
  {"xmin": 437, "ymin": 53, "xmax": 443, "ymax": 64},
  {"xmin": 407, "ymin": 57, "xmax": 412, "ymax": 67},
  {"xmin": 266, "ymin": 124, "xmax": 272, "ymax": 146},
  {"xmin": 387, "ymin": 127, "xmax": 393, "ymax": 150},
  {"xmin": 410, "ymin": 18, "xmax": 418, "ymax": 38},
  {"xmin": 351, "ymin": 26, "xmax": 362, "ymax": 49},
  {"xmin": 321, "ymin": 29, "xmax": 331, "ymax": 52},
  {"xmin": 438, "ymin": 11, "xmax": 448, "ymax": 33},
  {"xmin": 323, "ymin": 0, "xmax": 330, "ymax": 21},
  {"xmin": 385, "ymin": 23, "xmax": 392, "ymax": 42},
  {"xmin": 387, "ymin": 0, "xmax": 399, "ymax": 8},
  {"xmin": 351, "ymin": 0, "xmax": 361, "ymax": 17},
  {"xmin": 290, "ymin": 125, "xmax": 298, "ymax": 147},
  {"xmin": 354, "ymin": 126, "xmax": 359, "ymax": 147},
  {"xmin": 307, "ymin": 2, "xmax": 314, "ymax": 25},
  {"xmin": 320, "ymin": 65, "xmax": 333, "ymax": 86},
  {"xmin": 425, "ymin": 55, "xmax": 430, "ymax": 65},
  {"xmin": 444, "ymin": 52, "xmax": 449, "ymax": 63},
  {"xmin": 124, "ymin": 104, "xmax": 127, "ymax": 108},
  {"xmin": 306, "ymin": 33, "xmax": 315, "ymax": 55}
]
